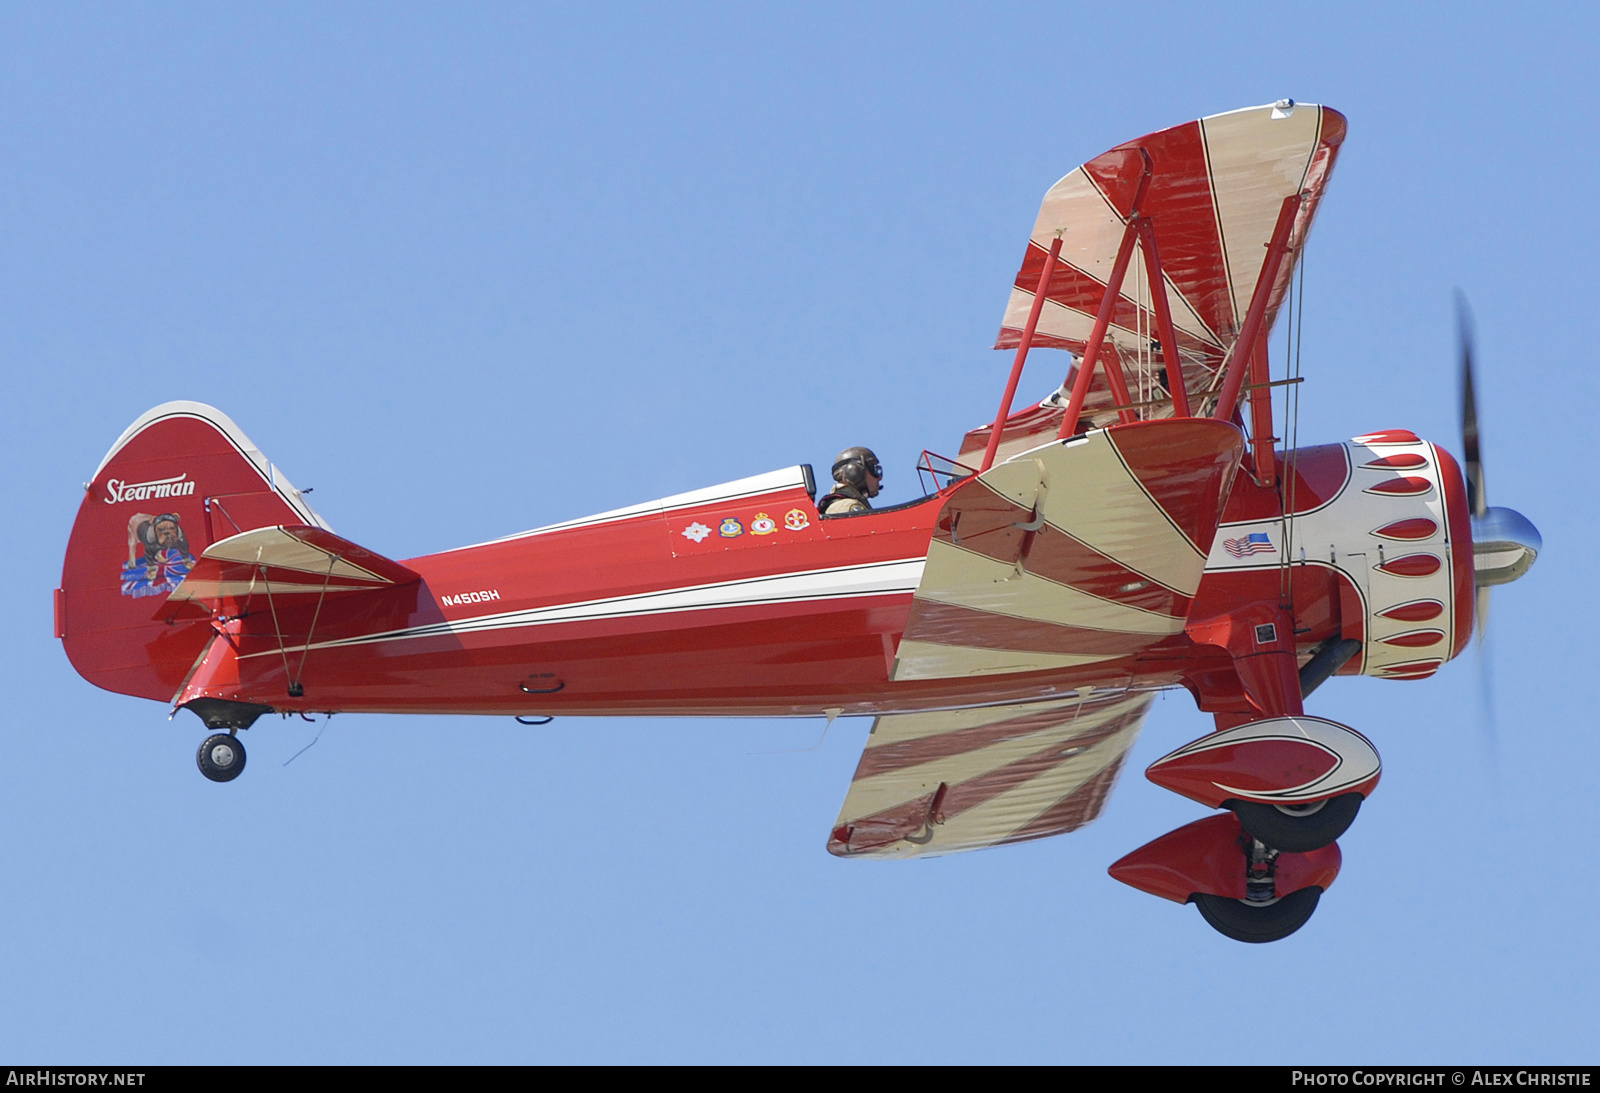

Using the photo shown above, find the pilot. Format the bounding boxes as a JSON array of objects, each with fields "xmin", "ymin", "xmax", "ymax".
[{"xmin": 818, "ymin": 447, "xmax": 883, "ymax": 516}]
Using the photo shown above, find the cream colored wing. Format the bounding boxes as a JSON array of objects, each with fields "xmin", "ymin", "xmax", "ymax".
[
  {"xmin": 828, "ymin": 690, "xmax": 1154, "ymax": 859},
  {"xmin": 895, "ymin": 418, "xmax": 1243, "ymax": 682}
]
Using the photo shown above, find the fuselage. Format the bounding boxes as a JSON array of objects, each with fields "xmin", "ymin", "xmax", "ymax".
[{"xmin": 173, "ymin": 424, "xmax": 1473, "ymax": 722}]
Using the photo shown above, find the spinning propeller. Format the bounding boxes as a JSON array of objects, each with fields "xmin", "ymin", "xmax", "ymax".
[
  {"xmin": 1457, "ymin": 292, "xmax": 1542, "ymax": 629},
  {"xmin": 1456, "ymin": 293, "xmax": 1541, "ymax": 744}
]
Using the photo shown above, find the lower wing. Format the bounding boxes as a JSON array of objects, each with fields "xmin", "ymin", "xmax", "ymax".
[{"xmin": 828, "ymin": 689, "xmax": 1154, "ymax": 859}]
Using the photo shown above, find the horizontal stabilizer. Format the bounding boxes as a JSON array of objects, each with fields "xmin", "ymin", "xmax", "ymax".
[{"xmin": 170, "ymin": 525, "xmax": 419, "ymax": 606}]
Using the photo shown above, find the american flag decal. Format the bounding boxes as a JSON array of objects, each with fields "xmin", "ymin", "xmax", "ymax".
[{"xmin": 1223, "ymin": 532, "xmax": 1274, "ymax": 558}]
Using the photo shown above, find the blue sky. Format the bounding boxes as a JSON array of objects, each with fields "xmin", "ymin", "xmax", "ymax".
[{"xmin": 3, "ymin": 2, "xmax": 1596, "ymax": 1063}]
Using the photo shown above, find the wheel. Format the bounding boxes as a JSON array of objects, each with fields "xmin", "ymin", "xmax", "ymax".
[
  {"xmin": 1193, "ymin": 887, "xmax": 1322, "ymax": 944},
  {"xmin": 197, "ymin": 733, "xmax": 247, "ymax": 782},
  {"xmin": 1228, "ymin": 792, "xmax": 1362, "ymax": 852}
]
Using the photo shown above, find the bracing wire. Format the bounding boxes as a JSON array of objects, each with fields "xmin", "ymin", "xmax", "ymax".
[
  {"xmin": 258, "ymin": 547, "xmax": 295, "ymax": 690},
  {"xmin": 293, "ymin": 552, "xmax": 340, "ymax": 688},
  {"xmin": 1279, "ymin": 246, "xmax": 1307, "ymax": 607},
  {"xmin": 1136, "ymin": 247, "xmax": 1149, "ymax": 412}
]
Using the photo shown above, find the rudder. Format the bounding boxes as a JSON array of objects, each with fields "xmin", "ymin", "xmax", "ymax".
[{"xmin": 57, "ymin": 402, "xmax": 329, "ymax": 702}]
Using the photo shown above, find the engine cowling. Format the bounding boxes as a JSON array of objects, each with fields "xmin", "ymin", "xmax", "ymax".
[{"xmin": 1199, "ymin": 429, "xmax": 1475, "ymax": 682}]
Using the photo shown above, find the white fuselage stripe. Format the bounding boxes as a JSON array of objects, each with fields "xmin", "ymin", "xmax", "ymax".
[{"xmin": 239, "ymin": 557, "xmax": 927, "ymax": 658}]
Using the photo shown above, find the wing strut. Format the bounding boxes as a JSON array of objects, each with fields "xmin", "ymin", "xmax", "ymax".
[
  {"xmin": 1134, "ymin": 215, "xmax": 1193, "ymax": 417},
  {"xmin": 1247, "ymin": 327, "xmax": 1277, "ymax": 486},
  {"xmin": 1057, "ymin": 157, "xmax": 1151, "ymax": 439},
  {"xmin": 980, "ymin": 232, "xmax": 1065, "ymax": 472},
  {"xmin": 1213, "ymin": 193, "xmax": 1302, "ymax": 423}
]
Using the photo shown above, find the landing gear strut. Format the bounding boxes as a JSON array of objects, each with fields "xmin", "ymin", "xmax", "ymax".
[
  {"xmin": 197, "ymin": 732, "xmax": 247, "ymax": 782},
  {"xmin": 1192, "ymin": 833, "xmax": 1323, "ymax": 943},
  {"xmin": 1110, "ymin": 813, "xmax": 1339, "ymax": 944}
]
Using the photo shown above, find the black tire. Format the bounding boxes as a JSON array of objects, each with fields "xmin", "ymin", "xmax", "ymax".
[
  {"xmin": 197, "ymin": 733, "xmax": 247, "ymax": 783},
  {"xmin": 1228, "ymin": 792, "xmax": 1362, "ymax": 852},
  {"xmin": 1193, "ymin": 887, "xmax": 1322, "ymax": 944}
]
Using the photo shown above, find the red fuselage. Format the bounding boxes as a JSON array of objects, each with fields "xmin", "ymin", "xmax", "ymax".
[
  {"xmin": 166, "ymin": 426, "xmax": 1472, "ymax": 723},
  {"xmin": 60, "ymin": 401, "xmax": 1472, "ymax": 728}
]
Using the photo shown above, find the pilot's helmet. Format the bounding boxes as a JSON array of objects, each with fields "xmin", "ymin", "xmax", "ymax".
[{"xmin": 832, "ymin": 447, "xmax": 883, "ymax": 489}]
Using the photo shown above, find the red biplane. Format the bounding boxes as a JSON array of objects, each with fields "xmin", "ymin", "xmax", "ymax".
[{"xmin": 57, "ymin": 102, "xmax": 1539, "ymax": 943}]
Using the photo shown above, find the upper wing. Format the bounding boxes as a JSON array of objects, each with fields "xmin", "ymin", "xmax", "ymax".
[
  {"xmin": 828, "ymin": 689, "xmax": 1154, "ymax": 858},
  {"xmin": 975, "ymin": 102, "xmax": 1344, "ymax": 459},
  {"xmin": 169, "ymin": 525, "xmax": 420, "ymax": 606}
]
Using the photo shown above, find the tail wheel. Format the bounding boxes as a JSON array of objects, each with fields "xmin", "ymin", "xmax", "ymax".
[
  {"xmin": 1192, "ymin": 887, "xmax": 1322, "ymax": 944},
  {"xmin": 197, "ymin": 733, "xmax": 247, "ymax": 783},
  {"xmin": 1228, "ymin": 792, "xmax": 1362, "ymax": 853}
]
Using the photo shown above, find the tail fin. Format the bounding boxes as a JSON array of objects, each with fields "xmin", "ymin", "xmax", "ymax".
[{"xmin": 58, "ymin": 402, "xmax": 329, "ymax": 702}]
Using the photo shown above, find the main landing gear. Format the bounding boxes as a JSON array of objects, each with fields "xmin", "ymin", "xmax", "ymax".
[
  {"xmin": 1193, "ymin": 888, "xmax": 1323, "ymax": 945},
  {"xmin": 1228, "ymin": 792, "xmax": 1363, "ymax": 854},
  {"xmin": 1191, "ymin": 835, "xmax": 1324, "ymax": 944},
  {"xmin": 197, "ymin": 733, "xmax": 247, "ymax": 782},
  {"xmin": 1108, "ymin": 812, "xmax": 1342, "ymax": 944},
  {"xmin": 1114, "ymin": 715, "xmax": 1377, "ymax": 942}
]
